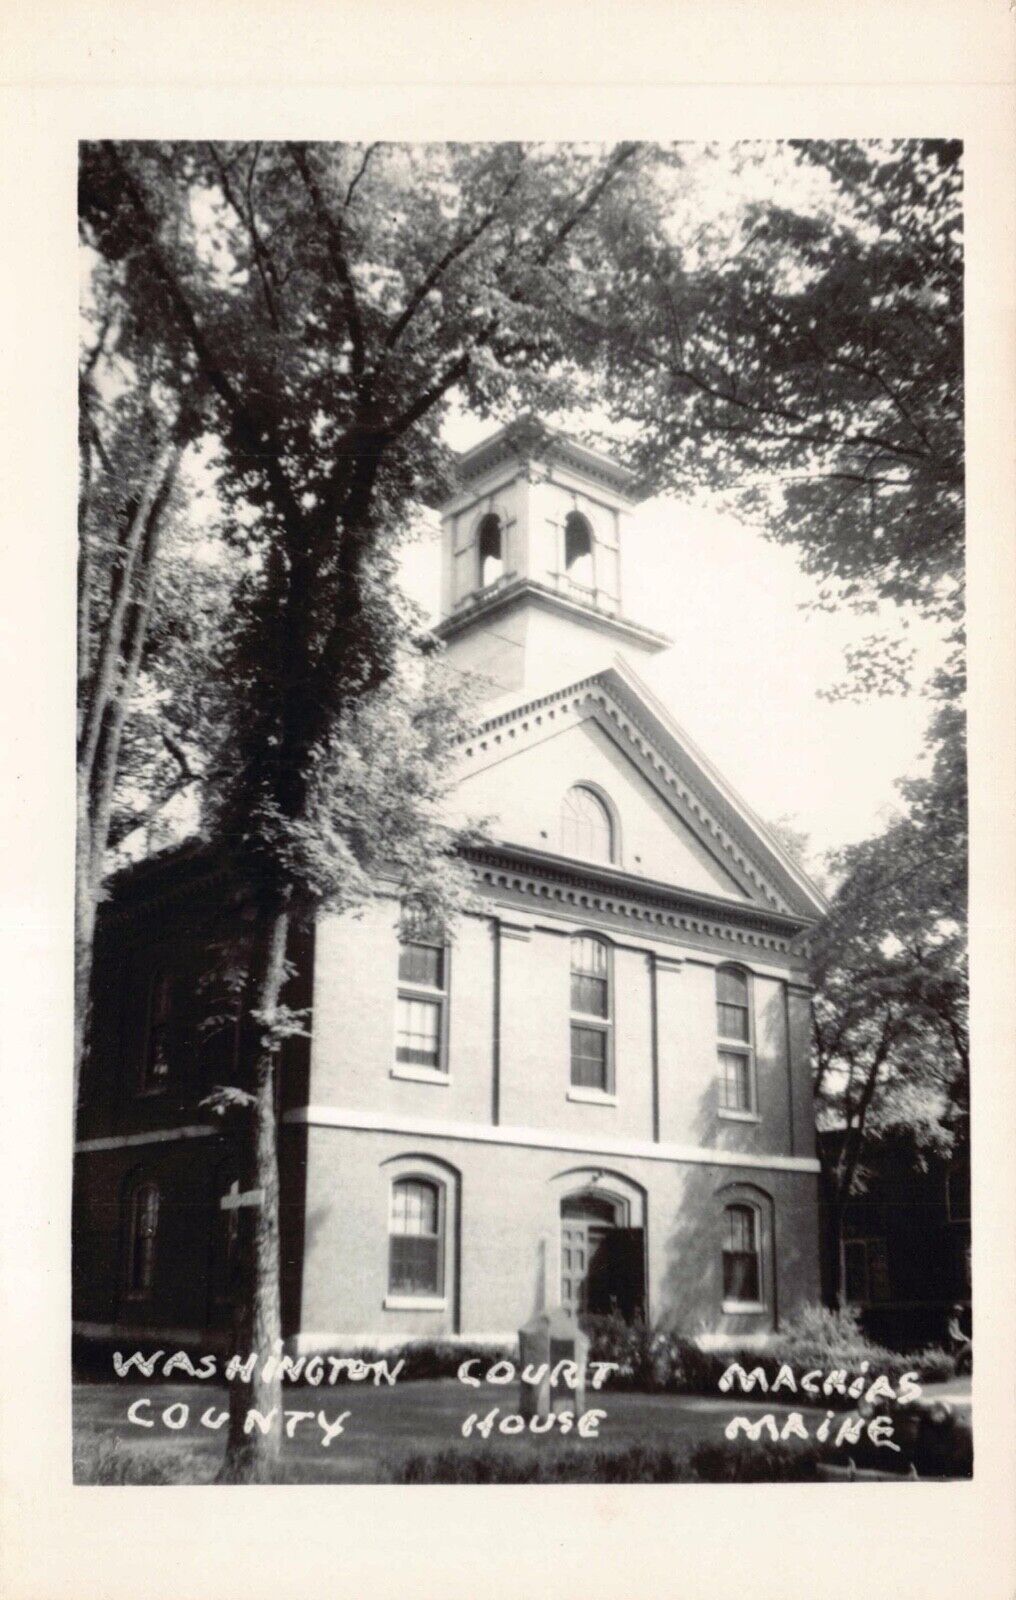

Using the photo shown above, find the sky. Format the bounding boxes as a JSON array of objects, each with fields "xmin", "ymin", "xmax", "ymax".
[{"xmin": 399, "ymin": 411, "xmax": 946, "ymax": 866}]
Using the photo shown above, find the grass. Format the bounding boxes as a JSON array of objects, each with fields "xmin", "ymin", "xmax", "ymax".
[{"xmin": 73, "ymin": 1377, "xmax": 836, "ymax": 1484}]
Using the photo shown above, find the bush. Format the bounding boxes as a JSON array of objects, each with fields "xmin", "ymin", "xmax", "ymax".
[
  {"xmin": 392, "ymin": 1443, "xmax": 696, "ymax": 1483},
  {"xmin": 780, "ymin": 1302, "xmax": 870, "ymax": 1352},
  {"xmin": 912, "ymin": 1346, "xmax": 956, "ymax": 1384},
  {"xmin": 690, "ymin": 1438, "xmax": 822, "ymax": 1482},
  {"xmin": 73, "ymin": 1432, "xmax": 211, "ymax": 1485}
]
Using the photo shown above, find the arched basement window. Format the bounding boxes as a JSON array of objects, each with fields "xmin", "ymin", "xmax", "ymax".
[
  {"xmin": 561, "ymin": 784, "xmax": 614, "ymax": 864},
  {"xmin": 477, "ymin": 512, "xmax": 504, "ymax": 590},
  {"xmin": 564, "ymin": 510, "xmax": 594, "ymax": 589}
]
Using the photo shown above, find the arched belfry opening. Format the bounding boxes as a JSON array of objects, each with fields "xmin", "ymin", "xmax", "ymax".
[
  {"xmin": 563, "ymin": 510, "xmax": 594, "ymax": 589},
  {"xmin": 477, "ymin": 512, "xmax": 504, "ymax": 590}
]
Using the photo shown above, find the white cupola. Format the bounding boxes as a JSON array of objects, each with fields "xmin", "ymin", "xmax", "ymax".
[{"xmin": 435, "ymin": 418, "xmax": 670, "ymax": 706}]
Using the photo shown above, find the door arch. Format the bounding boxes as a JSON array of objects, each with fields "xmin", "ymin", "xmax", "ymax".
[{"xmin": 558, "ymin": 1187, "xmax": 645, "ymax": 1320}]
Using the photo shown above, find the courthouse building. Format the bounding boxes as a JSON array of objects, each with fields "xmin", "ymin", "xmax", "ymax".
[{"xmin": 74, "ymin": 419, "xmax": 826, "ymax": 1352}]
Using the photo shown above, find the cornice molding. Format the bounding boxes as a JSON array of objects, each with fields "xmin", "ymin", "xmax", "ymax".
[{"xmin": 464, "ymin": 842, "xmax": 805, "ymax": 957}]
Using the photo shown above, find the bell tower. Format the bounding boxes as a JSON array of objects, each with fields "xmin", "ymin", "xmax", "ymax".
[{"xmin": 435, "ymin": 418, "xmax": 670, "ymax": 707}]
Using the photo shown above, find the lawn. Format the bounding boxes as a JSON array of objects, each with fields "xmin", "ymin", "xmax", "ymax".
[{"xmin": 73, "ymin": 1378, "xmax": 834, "ymax": 1484}]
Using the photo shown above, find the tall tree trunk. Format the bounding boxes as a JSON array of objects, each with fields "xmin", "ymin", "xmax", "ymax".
[
  {"xmin": 218, "ymin": 905, "xmax": 290, "ymax": 1484},
  {"xmin": 74, "ymin": 435, "xmax": 185, "ymax": 1117}
]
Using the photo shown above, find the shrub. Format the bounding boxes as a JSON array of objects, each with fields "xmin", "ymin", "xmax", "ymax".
[
  {"xmin": 690, "ymin": 1438, "xmax": 822, "ymax": 1482},
  {"xmin": 912, "ymin": 1346, "xmax": 956, "ymax": 1384},
  {"xmin": 780, "ymin": 1302, "xmax": 869, "ymax": 1353},
  {"xmin": 73, "ymin": 1432, "xmax": 211, "ymax": 1485},
  {"xmin": 392, "ymin": 1443, "xmax": 696, "ymax": 1483}
]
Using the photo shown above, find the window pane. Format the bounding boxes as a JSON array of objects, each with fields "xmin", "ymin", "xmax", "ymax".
[
  {"xmin": 571, "ymin": 934, "xmax": 608, "ymax": 977},
  {"xmin": 717, "ymin": 1002, "xmax": 749, "ymax": 1042},
  {"xmin": 727, "ymin": 1206, "xmax": 755, "ymax": 1252},
  {"xmin": 571, "ymin": 973, "xmax": 608, "ymax": 1017},
  {"xmin": 719, "ymin": 1050, "xmax": 751, "ymax": 1111},
  {"xmin": 717, "ymin": 968, "xmax": 748, "ymax": 1006},
  {"xmin": 562, "ymin": 788, "xmax": 613, "ymax": 864},
  {"xmin": 571, "ymin": 1024, "xmax": 607, "ymax": 1090},
  {"xmin": 398, "ymin": 942, "xmax": 444, "ymax": 989},
  {"xmin": 396, "ymin": 997, "xmax": 442, "ymax": 1068},
  {"xmin": 389, "ymin": 1235, "xmax": 440, "ymax": 1294},
  {"xmin": 390, "ymin": 1179, "xmax": 439, "ymax": 1236},
  {"xmin": 723, "ymin": 1251, "xmax": 760, "ymax": 1302}
]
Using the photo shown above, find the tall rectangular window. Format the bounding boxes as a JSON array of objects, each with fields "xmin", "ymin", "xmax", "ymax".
[
  {"xmin": 715, "ymin": 967, "xmax": 755, "ymax": 1116},
  {"xmin": 570, "ymin": 935, "xmax": 612, "ymax": 1093},
  {"xmin": 722, "ymin": 1204, "xmax": 761, "ymax": 1305},
  {"xmin": 395, "ymin": 936, "xmax": 448, "ymax": 1076},
  {"xmin": 140, "ymin": 969, "xmax": 176, "ymax": 1093},
  {"xmin": 388, "ymin": 1178, "xmax": 443, "ymax": 1296}
]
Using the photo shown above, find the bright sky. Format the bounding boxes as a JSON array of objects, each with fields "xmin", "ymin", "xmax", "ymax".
[{"xmin": 399, "ymin": 412, "xmax": 945, "ymax": 866}]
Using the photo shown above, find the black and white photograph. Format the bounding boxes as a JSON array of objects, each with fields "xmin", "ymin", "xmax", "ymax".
[
  {"xmin": 70, "ymin": 136, "xmax": 973, "ymax": 1485},
  {"xmin": 2, "ymin": 8, "xmax": 1015, "ymax": 1595}
]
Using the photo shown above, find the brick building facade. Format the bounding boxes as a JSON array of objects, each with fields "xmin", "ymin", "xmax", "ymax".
[{"xmin": 74, "ymin": 421, "xmax": 826, "ymax": 1352}]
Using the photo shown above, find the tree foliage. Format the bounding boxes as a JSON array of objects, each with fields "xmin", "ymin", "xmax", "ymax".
[
  {"xmin": 587, "ymin": 139, "xmax": 964, "ymax": 694},
  {"xmin": 809, "ymin": 696, "xmax": 968, "ymax": 1290}
]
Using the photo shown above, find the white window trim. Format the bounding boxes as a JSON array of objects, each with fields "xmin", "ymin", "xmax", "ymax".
[
  {"xmin": 720, "ymin": 1192, "xmax": 769, "ymax": 1318},
  {"xmin": 569, "ymin": 933, "xmax": 615, "ymax": 1097},
  {"xmin": 716, "ymin": 966, "xmax": 757, "ymax": 1117},
  {"xmin": 394, "ymin": 935, "xmax": 450, "ymax": 1077},
  {"xmin": 390, "ymin": 1064, "xmax": 451, "ymax": 1086},
  {"xmin": 383, "ymin": 1294, "xmax": 447, "ymax": 1312},
  {"xmin": 567, "ymin": 1087, "xmax": 618, "ymax": 1107},
  {"xmin": 386, "ymin": 1169, "xmax": 448, "ymax": 1305}
]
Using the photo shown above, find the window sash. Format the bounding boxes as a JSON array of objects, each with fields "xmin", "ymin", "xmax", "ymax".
[
  {"xmin": 389, "ymin": 1179, "xmax": 443, "ymax": 1296},
  {"xmin": 389, "ymin": 1235, "xmax": 440, "ymax": 1295},
  {"xmin": 723, "ymin": 1249, "xmax": 760, "ymax": 1303},
  {"xmin": 718, "ymin": 1049, "xmax": 752, "ymax": 1111},
  {"xmin": 398, "ymin": 941, "xmax": 445, "ymax": 991},
  {"xmin": 717, "ymin": 1001, "xmax": 750, "ymax": 1042},
  {"xmin": 395, "ymin": 996, "xmax": 444, "ymax": 1070},
  {"xmin": 571, "ymin": 1023, "xmax": 609, "ymax": 1091},
  {"xmin": 571, "ymin": 972, "xmax": 608, "ymax": 1018}
]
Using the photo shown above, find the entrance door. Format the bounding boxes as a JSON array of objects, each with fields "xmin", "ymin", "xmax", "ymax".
[{"xmin": 560, "ymin": 1193, "xmax": 645, "ymax": 1319}]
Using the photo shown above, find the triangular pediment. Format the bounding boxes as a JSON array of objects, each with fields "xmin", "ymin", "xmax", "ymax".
[{"xmin": 454, "ymin": 660, "xmax": 826, "ymax": 922}]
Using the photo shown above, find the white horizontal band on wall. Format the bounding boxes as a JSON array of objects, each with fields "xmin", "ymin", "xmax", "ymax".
[
  {"xmin": 74, "ymin": 1125, "xmax": 215, "ymax": 1153},
  {"xmin": 285, "ymin": 1105, "xmax": 820, "ymax": 1174}
]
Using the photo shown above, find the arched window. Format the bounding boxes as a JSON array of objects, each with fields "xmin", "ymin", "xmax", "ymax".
[
  {"xmin": 388, "ymin": 1176, "xmax": 444, "ymax": 1297},
  {"xmin": 564, "ymin": 511, "xmax": 594, "ymax": 589},
  {"xmin": 716, "ymin": 966, "xmax": 755, "ymax": 1115},
  {"xmin": 477, "ymin": 512, "xmax": 504, "ymax": 590},
  {"xmin": 570, "ymin": 935, "xmax": 613, "ymax": 1094},
  {"xmin": 124, "ymin": 1180, "xmax": 160, "ymax": 1297},
  {"xmin": 561, "ymin": 785, "xmax": 614, "ymax": 864},
  {"xmin": 723, "ymin": 1204, "xmax": 762, "ymax": 1306}
]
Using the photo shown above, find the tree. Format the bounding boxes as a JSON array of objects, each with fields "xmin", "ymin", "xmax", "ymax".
[
  {"xmin": 809, "ymin": 702, "xmax": 968, "ymax": 1300},
  {"xmin": 81, "ymin": 138, "xmax": 673, "ymax": 1478},
  {"xmin": 585, "ymin": 139, "xmax": 964, "ymax": 697},
  {"xmin": 75, "ymin": 282, "xmax": 205, "ymax": 1106}
]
